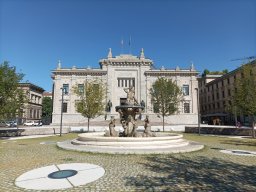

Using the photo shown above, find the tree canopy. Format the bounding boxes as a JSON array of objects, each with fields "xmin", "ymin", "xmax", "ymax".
[
  {"xmin": 42, "ymin": 97, "xmax": 53, "ymax": 124},
  {"xmin": 42, "ymin": 97, "xmax": 53, "ymax": 117},
  {"xmin": 202, "ymin": 69, "xmax": 229, "ymax": 76},
  {"xmin": 150, "ymin": 77, "xmax": 183, "ymax": 131},
  {"xmin": 73, "ymin": 80, "xmax": 105, "ymax": 131},
  {"xmin": 0, "ymin": 61, "xmax": 25, "ymax": 120}
]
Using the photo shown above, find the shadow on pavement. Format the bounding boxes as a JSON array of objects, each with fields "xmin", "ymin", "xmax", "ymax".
[
  {"xmin": 125, "ymin": 155, "xmax": 256, "ymax": 191},
  {"xmin": 220, "ymin": 139, "xmax": 256, "ymax": 147}
]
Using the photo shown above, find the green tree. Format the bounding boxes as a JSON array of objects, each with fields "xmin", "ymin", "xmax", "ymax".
[
  {"xmin": 42, "ymin": 97, "xmax": 52, "ymax": 124},
  {"xmin": 233, "ymin": 63, "xmax": 256, "ymax": 138},
  {"xmin": 222, "ymin": 69, "xmax": 229, "ymax": 74},
  {"xmin": 202, "ymin": 69, "xmax": 210, "ymax": 76},
  {"xmin": 0, "ymin": 61, "xmax": 25, "ymax": 120},
  {"xmin": 150, "ymin": 77, "xmax": 183, "ymax": 131},
  {"xmin": 73, "ymin": 80, "xmax": 105, "ymax": 132},
  {"xmin": 42, "ymin": 97, "xmax": 52, "ymax": 117}
]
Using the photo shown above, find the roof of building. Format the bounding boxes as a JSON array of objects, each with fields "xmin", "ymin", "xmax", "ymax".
[
  {"xmin": 200, "ymin": 59, "xmax": 256, "ymax": 86},
  {"xmin": 99, "ymin": 48, "xmax": 153, "ymax": 67},
  {"xmin": 19, "ymin": 83, "xmax": 45, "ymax": 92},
  {"xmin": 43, "ymin": 91, "xmax": 52, "ymax": 97}
]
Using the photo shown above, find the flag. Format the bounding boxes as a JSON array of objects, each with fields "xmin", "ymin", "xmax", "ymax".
[
  {"xmin": 121, "ymin": 39, "xmax": 124, "ymax": 46},
  {"xmin": 129, "ymin": 36, "xmax": 131, "ymax": 46}
]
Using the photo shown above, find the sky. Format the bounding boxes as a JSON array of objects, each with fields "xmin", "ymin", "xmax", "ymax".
[{"xmin": 0, "ymin": 0, "xmax": 256, "ymax": 91}]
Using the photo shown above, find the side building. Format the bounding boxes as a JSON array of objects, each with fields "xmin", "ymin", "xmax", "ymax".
[
  {"xmin": 51, "ymin": 48, "xmax": 199, "ymax": 125},
  {"xmin": 18, "ymin": 83, "xmax": 44, "ymax": 124},
  {"xmin": 198, "ymin": 60, "xmax": 256, "ymax": 126}
]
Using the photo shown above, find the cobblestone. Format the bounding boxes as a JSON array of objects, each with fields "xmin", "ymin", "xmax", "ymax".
[{"xmin": 0, "ymin": 133, "xmax": 256, "ymax": 191}]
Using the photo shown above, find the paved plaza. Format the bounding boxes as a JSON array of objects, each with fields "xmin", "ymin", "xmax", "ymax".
[{"xmin": 1, "ymin": 133, "xmax": 256, "ymax": 191}]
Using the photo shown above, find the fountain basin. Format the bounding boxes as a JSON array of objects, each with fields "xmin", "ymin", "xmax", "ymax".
[{"xmin": 57, "ymin": 132, "xmax": 204, "ymax": 154}]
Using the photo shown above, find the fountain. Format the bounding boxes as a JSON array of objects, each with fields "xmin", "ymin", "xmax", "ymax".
[
  {"xmin": 57, "ymin": 86, "xmax": 204, "ymax": 154},
  {"xmin": 104, "ymin": 86, "xmax": 155, "ymax": 137}
]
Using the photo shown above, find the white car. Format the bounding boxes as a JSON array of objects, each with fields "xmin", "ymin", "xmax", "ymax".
[
  {"xmin": 34, "ymin": 121, "xmax": 43, "ymax": 126},
  {"xmin": 24, "ymin": 121, "xmax": 36, "ymax": 126}
]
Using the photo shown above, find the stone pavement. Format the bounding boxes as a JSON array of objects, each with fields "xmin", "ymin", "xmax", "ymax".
[{"xmin": 0, "ymin": 133, "xmax": 256, "ymax": 191}]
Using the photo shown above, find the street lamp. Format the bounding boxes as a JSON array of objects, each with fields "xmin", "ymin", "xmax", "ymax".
[
  {"xmin": 195, "ymin": 88, "xmax": 201, "ymax": 135},
  {"xmin": 60, "ymin": 87, "xmax": 64, "ymax": 136}
]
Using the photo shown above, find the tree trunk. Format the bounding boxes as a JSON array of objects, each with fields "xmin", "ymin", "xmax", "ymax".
[
  {"xmin": 163, "ymin": 115, "xmax": 165, "ymax": 132},
  {"xmin": 252, "ymin": 116, "xmax": 255, "ymax": 139},
  {"xmin": 87, "ymin": 118, "xmax": 90, "ymax": 132}
]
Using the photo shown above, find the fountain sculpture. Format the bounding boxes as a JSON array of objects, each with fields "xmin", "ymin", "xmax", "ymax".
[
  {"xmin": 105, "ymin": 86, "xmax": 155, "ymax": 137},
  {"xmin": 57, "ymin": 86, "xmax": 204, "ymax": 154}
]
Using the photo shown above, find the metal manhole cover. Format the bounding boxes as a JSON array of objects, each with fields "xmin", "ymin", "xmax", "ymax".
[{"xmin": 48, "ymin": 170, "xmax": 78, "ymax": 179}]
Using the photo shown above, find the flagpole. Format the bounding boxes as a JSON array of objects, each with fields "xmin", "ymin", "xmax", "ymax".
[
  {"xmin": 129, "ymin": 36, "xmax": 132, "ymax": 54},
  {"xmin": 121, "ymin": 38, "xmax": 124, "ymax": 54}
]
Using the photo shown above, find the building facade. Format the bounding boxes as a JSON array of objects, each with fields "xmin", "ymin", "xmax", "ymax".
[
  {"xmin": 198, "ymin": 60, "xmax": 256, "ymax": 126},
  {"xmin": 51, "ymin": 49, "xmax": 199, "ymax": 125},
  {"xmin": 18, "ymin": 83, "xmax": 44, "ymax": 124}
]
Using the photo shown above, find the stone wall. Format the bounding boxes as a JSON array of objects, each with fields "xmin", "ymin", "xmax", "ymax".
[
  {"xmin": 185, "ymin": 126, "xmax": 256, "ymax": 136},
  {"xmin": 20, "ymin": 126, "xmax": 70, "ymax": 136}
]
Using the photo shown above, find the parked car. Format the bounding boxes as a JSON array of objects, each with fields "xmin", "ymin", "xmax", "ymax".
[
  {"xmin": 6, "ymin": 121, "xmax": 17, "ymax": 127},
  {"xmin": 24, "ymin": 121, "xmax": 36, "ymax": 126},
  {"xmin": 34, "ymin": 121, "xmax": 43, "ymax": 126},
  {"xmin": 0, "ymin": 121, "xmax": 8, "ymax": 127}
]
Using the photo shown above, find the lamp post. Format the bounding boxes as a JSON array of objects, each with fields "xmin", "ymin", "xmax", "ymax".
[
  {"xmin": 195, "ymin": 88, "xmax": 201, "ymax": 135},
  {"xmin": 60, "ymin": 87, "xmax": 64, "ymax": 136}
]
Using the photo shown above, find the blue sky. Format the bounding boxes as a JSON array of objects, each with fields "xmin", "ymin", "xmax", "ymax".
[{"xmin": 0, "ymin": 0, "xmax": 255, "ymax": 91}]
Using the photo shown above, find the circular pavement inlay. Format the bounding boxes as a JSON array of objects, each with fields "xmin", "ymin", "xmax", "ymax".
[
  {"xmin": 48, "ymin": 170, "xmax": 78, "ymax": 179},
  {"xmin": 220, "ymin": 149, "xmax": 256, "ymax": 156},
  {"xmin": 15, "ymin": 163, "xmax": 105, "ymax": 190}
]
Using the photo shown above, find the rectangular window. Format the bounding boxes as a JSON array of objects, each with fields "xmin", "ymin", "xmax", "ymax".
[
  {"xmin": 78, "ymin": 84, "xmax": 84, "ymax": 93},
  {"xmin": 184, "ymin": 103, "xmax": 190, "ymax": 113},
  {"xmin": 227, "ymin": 78, "xmax": 230, "ymax": 84},
  {"xmin": 30, "ymin": 109, "xmax": 33, "ymax": 118},
  {"xmin": 63, "ymin": 84, "xmax": 69, "ymax": 94},
  {"xmin": 33, "ymin": 110, "xmax": 36, "ymax": 119},
  {"xmin": 182, "ymin": 85, "xmax": 189, "ymax": 96},
  {"xmin": 37, "ymin": 109, "xmax": 40, "ymax": 119},
  {"xmin": 117, "ymin": 78, "xmax": 135, "ymax": 88},
  {"xmin": 120, "ymin": 98, "xmax": 127, "ymax": 106},
  {"xmin": 222, "ymin": 91, "xmax": 225, "ymax": 98},
  {"xmin": 228, "ymin": 89, "xmax": 231, "ymax": 96},
  {"xmin": 62, "ymin": 103, "xmax": 67, "ymax": 113}
]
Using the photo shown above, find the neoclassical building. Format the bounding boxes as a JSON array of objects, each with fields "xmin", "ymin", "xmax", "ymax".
[{"xmin": 51, "ymin": 49, "xmax": 199, "ymax": 125}]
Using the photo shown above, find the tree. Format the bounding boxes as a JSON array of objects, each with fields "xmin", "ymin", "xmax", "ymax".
[
  {"xmin": 73, "ymin": 80, "xmax": 105, "ymax": 132},
  {"xmin": 202, "ymin": 69, "xmax": 210, "ymax": 76},
  {"xmin": 150, "ymin": 77, "xmax": 183, "ymax": 131},
  {"xmin": 0, "ymin": 61, "xmax": 25, "ymax": 120},
  {"xmin": 42, "ymin": 97, "xmax": 52, "ymax": 124},
  {"xmin": 233, "ymin": 63, "xmax": 256, "ymax": 138}
]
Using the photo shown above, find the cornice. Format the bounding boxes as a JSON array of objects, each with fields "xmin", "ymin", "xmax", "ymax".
[
  {"xmin": 51, "ymin": 69, "xmax": 107, "ymax": 78},
  {"xmin": 145, "ymin": 70, "xmax": 199, "ymax": 76}
]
